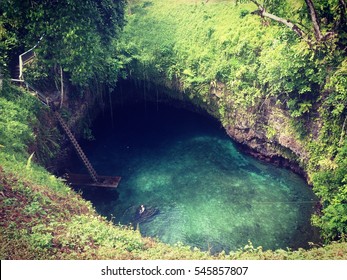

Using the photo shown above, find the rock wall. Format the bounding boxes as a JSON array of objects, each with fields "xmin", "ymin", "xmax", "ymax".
[
  {"xmin": 224, "ymin": 98, "xmax": 308, "ymax": 176},
  {"xmin": 66, "ymin": 77, "xmax": 316, "ymax": 179},
  {"xmin": 158, "ymin": 78, "xmax": 316, "ymax": 178}
]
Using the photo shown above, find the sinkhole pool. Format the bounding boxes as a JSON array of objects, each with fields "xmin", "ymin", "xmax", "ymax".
[{"xmin": 71, "ymin": 102, "xmax": 320, "ymax": 253}]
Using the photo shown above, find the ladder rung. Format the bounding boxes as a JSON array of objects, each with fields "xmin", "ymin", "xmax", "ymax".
[{"xmin": 55, "ymin": 112, "xmax": 98, "ymax": 183}]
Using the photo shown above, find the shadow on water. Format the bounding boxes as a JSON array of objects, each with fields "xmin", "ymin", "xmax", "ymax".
[{"xmin": 69, "ymin": 100, "xmax": 321, "ymax": 254}]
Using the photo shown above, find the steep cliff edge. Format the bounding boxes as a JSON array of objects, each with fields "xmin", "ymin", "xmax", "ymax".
[
  {"xmin": 139, "ymin": 78, "xmax": 313, "ymax": 177},
  {"xmin": 224, "ymin": 97, "xmax": 309, "ymax": 174},
  {"xmin": 1, "ymin": 0, "xmax": 346, "ymax": 258},
  {"xmin": 119, "ymin": 0, "xmax": 347, "ymax": 241}
]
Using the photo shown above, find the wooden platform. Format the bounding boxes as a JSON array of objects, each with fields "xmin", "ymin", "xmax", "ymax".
[{"xmin": 65, "ymin": 173, "xmax": 121, "ymax": 188}]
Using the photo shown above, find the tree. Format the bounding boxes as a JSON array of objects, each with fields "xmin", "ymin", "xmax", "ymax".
[
  {"xmin": 240, "ymin": 0, "xmax": 347, "ymax": 48},
  {"xmin": 0, "ymin": 0, "xmax": 126, "ymax": 86}
]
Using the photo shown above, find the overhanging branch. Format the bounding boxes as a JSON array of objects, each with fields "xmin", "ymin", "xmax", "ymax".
[{"xmin": 249, "ymin": 0, "xmax": 306, "ymax": 39}]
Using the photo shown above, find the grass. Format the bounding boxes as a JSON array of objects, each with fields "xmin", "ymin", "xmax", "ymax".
[
  {"xmin": 0, "ymin": 82, "xmax": 346, "ymax": 259},
  {"xmin": 1, "ymin": 159, "xmax": 347, "ymax": 259},
  {"xmin": 1, "ymin": 0, "xmax": 347, "ymax": 259},
  {"xmin": 0, "ymin": 156, "xmax": 211, "ymax": 260}
]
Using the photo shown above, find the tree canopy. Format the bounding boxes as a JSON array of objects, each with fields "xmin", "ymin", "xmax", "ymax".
[
  {"xmin": 0, "ymin": 0, "xmax": 126, "ymax": 85},
  {"xmin": 243, "ymin": 0, "xmax": 347, "ymax": 48}
]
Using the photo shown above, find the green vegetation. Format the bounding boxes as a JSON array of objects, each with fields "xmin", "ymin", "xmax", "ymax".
[
  {"xmin": 0, "ymin": 82, "xmax": 208, "ymax": 259},
  {"xmin": 0, "ymin": 89, "xmax": 346, "ymax": 259},
  {"xmin": 119, "ymin": 0, "xmax": 347, "ymax": 244},
  {"xmin": 0, "ymin": 0, "xmax": 126, "ymax": 86},
  {"xmin": 2, "ymin": 82, "xmax": 345, "ymax": 260},
  {"xmin": 1, "ymin": 0, "xmax": 347, "ymax": 259}
]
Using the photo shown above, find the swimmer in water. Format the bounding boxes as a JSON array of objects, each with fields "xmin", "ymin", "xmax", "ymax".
[{"xmin": 139, "ymin": 204, "xmax": 145, "ymax": 215}]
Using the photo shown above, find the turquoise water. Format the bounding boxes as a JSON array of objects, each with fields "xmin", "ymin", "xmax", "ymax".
[{"xmin": 73, "ymin": 102, "xmax": 319, "ymax": 253}]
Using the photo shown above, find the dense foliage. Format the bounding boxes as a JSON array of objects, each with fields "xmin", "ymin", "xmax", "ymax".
[
  {"xmin": 119, "ymin": 0, "xmax": 347, "ymax": 242},
  {"xmin": 0, "ymin": 85, "xmax": 346, "ymax": 260},
  {"xmin": 0, "ymin": 81, "xmax": 210, "ymax": 260},
  {"xmin": 1, "ymin": 74, "xmax": 347, "ymax": 259},
  {"xmin": 1, "ymin": 0, "xmax": 347, "ymax": 258},
  {"xmin": 0, "ymin": 0, "xmax": 126, "ymax": 86},
  {"xmin": 0, "ymin": 86, "xmax": 35, "ymax": 155}
]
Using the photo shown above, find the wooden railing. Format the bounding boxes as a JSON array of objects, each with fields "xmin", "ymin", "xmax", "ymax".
[
  {"xmin": 23, "ymin": 82, "xmax": 51, "ymax": 106},
  {"xmin": 18, "ymin": 35, "xmax": 44, "ymax": 80},
  {"xmin": 19, "ymin": 48, "xmax": 36, "ymax": 80},
  {"xmin": 9, "ymin": 37, "xmax": 118, "ymax": 186}
]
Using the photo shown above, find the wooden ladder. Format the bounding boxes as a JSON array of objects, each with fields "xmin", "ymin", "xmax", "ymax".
[{"xmin": 55, "ymin": 112, "xmax": 99, "ymax": 183}]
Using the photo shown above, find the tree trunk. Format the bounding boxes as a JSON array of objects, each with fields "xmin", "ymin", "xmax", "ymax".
[{"xmin": 304, "ymin": 0, "xmax": 323, "ymax": 41}]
